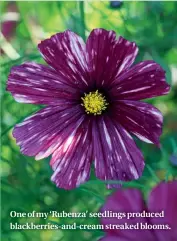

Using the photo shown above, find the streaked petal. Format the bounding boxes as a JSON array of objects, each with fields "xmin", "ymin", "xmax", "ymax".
[
  {"xmin": 92, "ymin": 117, "xmax": 144, "ymax": 188},
  {"xmin": 110, "ymin": 60, "xmax": 170, "ymax": 100},
  {"xmin": 86, "ymin": 29, "xmax": 138, "ymax": 88},
  {"xmin": 100, "ymin": 189, "xmax": 155, "ymax": 241},
  {"xmin": 38, "ymin": 30, "xmax": 89, "ymax": 90},
  {"xmin": 13, "ymin": 105, "xmax": 84, "ymax": 160},
  {"xmin": 51, "ymin": 118, "xmax": 93, "ymax": 189},
  {"xmin": 148, "ymin": 181, "xmax": 177, "ymax": 241},
  {"xmin": 7, "ymin": 62, "xmax": 80, "ymax": 105},
  {"xmin": 113, "ymin": 100, "xmax": 163, "ymax": 146}
]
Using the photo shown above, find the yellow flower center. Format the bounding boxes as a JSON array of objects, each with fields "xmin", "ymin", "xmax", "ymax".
[{"xmin": 81, "ymin": 90, "xmax": 108, "ymax": 115}]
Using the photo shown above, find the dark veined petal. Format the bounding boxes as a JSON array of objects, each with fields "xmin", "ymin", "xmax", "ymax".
[
  {"xmin": 109, "ymin": 60, "xmax": 170, "ymax": 100},
  {"xmin": 38, "ymin": 30, "xmax": 89, "ymax": 90},
  {"xmin": 113, "ymin": 100, "xmax": 163, "ymax": 146},
  {"xmin": 86, "ymin": 29, "xmax": 138, "ymax": 88},
  {"xmin": 100, "ymin": 189, "xmax": 156, "ymax": 241},
  {"xmin": 148, "ymin": 181, "xmax": 177, "ymax": 241},
  {"xmin": 50, "ymin": 118, "xmax": 93, "ymax": 190},
  {"xmin": 13, "ymin": 105, "xmax": 84, "ymax": 160},
  {"xmin": 92, "ymin": 117, "xmax": 144, "ymax": 188},
  {"xmin": 7, "ymin": 62, "xmax": 80, "ymax": 105}
]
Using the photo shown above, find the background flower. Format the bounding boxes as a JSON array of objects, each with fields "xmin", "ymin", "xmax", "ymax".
[
  {"xmin": 1, "ymin": 2, "xmax": 19, "ymax": 41},
  {"xmin": 100, "ymin": 181, "xmax": 177, "ymax": 241},
  {"xmin": 0, "ymin": 2, "xmax": 19, "ymax": 58}
]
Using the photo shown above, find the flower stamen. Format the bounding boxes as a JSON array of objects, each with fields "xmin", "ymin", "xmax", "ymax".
[{"xmin": 81, "ymin": 90, "xmax": 108, "ymax": 115}]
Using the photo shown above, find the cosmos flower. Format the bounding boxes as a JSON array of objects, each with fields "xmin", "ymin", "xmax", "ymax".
[
  {"xmin": 1, "ymin": 2, "xmax": 19, "ymax": 55},
  {"xmin": 100, "ymin": 181, "xmax": 177, "ymax": 241},
  {"xmin": 1, "ymin": 3, "xmax": 19, "ymax": 41},
  {"xmin": 7, "ymin": 29, "xmax": 170, "ymax": 189}
]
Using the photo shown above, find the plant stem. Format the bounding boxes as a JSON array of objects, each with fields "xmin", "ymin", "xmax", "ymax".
[{"xmin": 79, "ymin": 1, "xmax": 86, "ymax": 41}]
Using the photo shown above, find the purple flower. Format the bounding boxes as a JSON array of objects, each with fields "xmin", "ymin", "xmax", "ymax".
[
  {"xmin": 100, "ymin": 181, "xmax": 177, "ymax": 241},
  {"xmin": 1, "ymin": 3, "xmax": 19, "ymax": 55},
  {"xmin": 1, "ymin": 3, "xmax": 18, "ymax": 40},
  {"xmin": 7, "ymin": 29, "xmax": 170, "ymax": 189}
]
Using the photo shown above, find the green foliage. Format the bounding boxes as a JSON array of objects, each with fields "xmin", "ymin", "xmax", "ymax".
[{"xmin": 1, "ymin": 1, "xmax": 177, "ymax": 241}]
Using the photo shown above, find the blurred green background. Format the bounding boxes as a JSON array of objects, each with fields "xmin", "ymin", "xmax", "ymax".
[{"xmin": 1, "ymin": 1, "xmax": 177, "ymax": 241}]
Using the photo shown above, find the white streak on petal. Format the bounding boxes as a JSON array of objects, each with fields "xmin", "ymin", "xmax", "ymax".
[
  {"xmin": 14, "ymin": 94, "xmax": 35, "ymax": 103},
  {"xmin": 134, "ymin": 133, "xmax": 153, "ymax": 144},
  {"xmin": 121, "ymin": 86, "xmax": 150, "ymax": 94},
  {"xmin": 76, "ymin": 170, "xmax": 87, "ymax": 186},
  {"xmin": 103, "ymin": 122, "xmax": 112, "ymax": 150},
  {"xmin": 150, "ymin": 110, "xmax": 163, "ymax": 122},
  {"xmin": 115, "ymin": 129, "xmax": 127, "ymax": 152},
  {"xmin": 130, "ymin": 164, "xmax": 139, "ymax": 179},
  {"xmin": 63, "ymin": 132, "xmax": 75, "ymax": 153}
]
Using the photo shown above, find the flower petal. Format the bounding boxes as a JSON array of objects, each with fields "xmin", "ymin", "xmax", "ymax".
[
  {"xmin": 13, "ymin": 105, "xmax": 84, "ymax": 160},
  {"xmin": 112, "ymin": 100, "xmax": 163, "ymax": 146},
  {"xmin": 92, "ymin": 117, "xmax": 144, "ymax": 187},
  {"xmin": 86, "ymin": 29, "xmax": 138, "ymax": 88},
  {"xmin": 100, "ymin": 189, "xmax": 156, "ymax": 241},
  {"xmin": 148, "ymin": 181, "xmax": 177, "ymax": 241},
  {"xmin": 7, "ymin": 62, "xmax": 80, "ymax": 105},
  {"xmin": 50, "ymin": 118, "xmax": 93, "ymax": 189},
  {"xmin": 110, "ymin": 60, "xmax": 170, "ymax": 100},
  {"xmin": 38, "ymin": 30, "xmax": 89, "ymax": 90}
]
